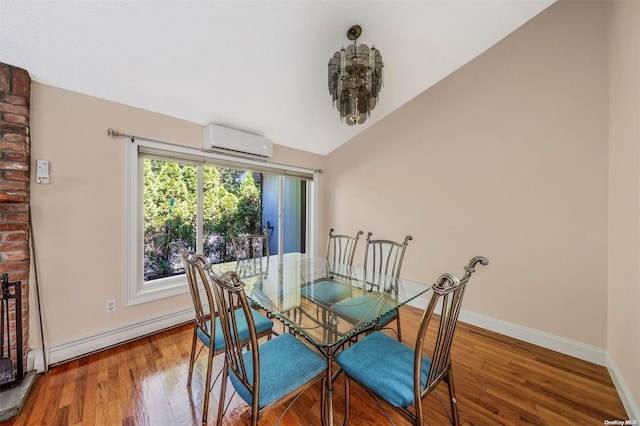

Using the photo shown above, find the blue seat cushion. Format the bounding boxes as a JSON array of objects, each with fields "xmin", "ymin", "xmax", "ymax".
[
  {"xmin": 196, "ymin": 308, "xmax": 274, "ymax": 351},
  {"xmin": 331, "ymin": 294, "xmax": 397, "ymax": 326},
  {"xmin": 335, "ymin": 331, "xmax": 431, "ymax": 408},
  {"xmin": 229, "ymin": 333, "xmax": 326, "ymax": 409},
  {"xmin": 301, "ymin": 280, "xmax": 351, "ymax": 305}
]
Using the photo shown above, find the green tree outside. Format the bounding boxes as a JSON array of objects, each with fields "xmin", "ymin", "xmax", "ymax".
[{"xmin": 143, "ymin": 159, "xmax": 262, "ymax": 280}]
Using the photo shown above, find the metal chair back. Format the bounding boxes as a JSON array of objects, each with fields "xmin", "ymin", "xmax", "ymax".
[
  {"xmin": 182, "ymin": 252, "xmax": 217, "ymax": 346},
  {"xmin": 360, "ymin": 232, "xmax": 412, "ymax": 340},
  {"xmin": 364, "ymin": 232, "xmax": 413, "ymax": 284},
  {"xmin": 232, "ymin": 231, "xmax": 269, "ymax": 278},
  {"xmin": 326, "ymin": 228, "xmax": 363, "ymax": 266}
]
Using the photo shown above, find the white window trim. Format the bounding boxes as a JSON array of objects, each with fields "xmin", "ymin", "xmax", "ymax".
[{"xmin": 125, "ymin": 137, "xmax": 317, "ymax": 306}]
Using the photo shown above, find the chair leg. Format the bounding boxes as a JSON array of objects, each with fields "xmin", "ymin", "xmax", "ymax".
[
  {"xmin": 187, "ymin": 325, "xmax": 198, "ymax": 386},
  {"xmin": 414, "ymin": 386, "xmax": 424, "ymax": 426},
  {"xmin": 202, "ymin": 345, "xmax": 215, "ymax": 424},
  {"xmin": 319, "ymin": 378, "xmax": 326, "ymax": 426},
  {"xmin": 251, "ymin": 399, "xmax": 259, "ymax": 426},
  {"xmin": 395, "ymin": 309, "xmax": 402, "ymax": 342},
  {"xmin": 446, "ymin": 367, "xmax": 460, "ymax": 426},
  {"xmin": 216, "ymin": 360, "xmax": 229, "ymax": 425},
  {"xmin": 343, "ymin": 375, "xmax": 351, "ymax": 426}
]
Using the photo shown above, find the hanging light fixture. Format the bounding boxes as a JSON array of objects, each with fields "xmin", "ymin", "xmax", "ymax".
[{"xmin": 328, "ymin": 25, "xmax": 383, "ymax": 126}]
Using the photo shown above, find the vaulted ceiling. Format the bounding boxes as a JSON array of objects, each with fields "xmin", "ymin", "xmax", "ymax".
[{"xmin": 0, "ymin": 0, "xmax": 554, "ymax": 155}]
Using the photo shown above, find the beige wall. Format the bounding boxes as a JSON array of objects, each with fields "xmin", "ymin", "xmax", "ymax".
[
  {"xmin": 325, "ymin": 0, "xmax": 609, "ymax": 348},
  {"xmin": 608, "ymin": 0, "xmax": 640, "ymax": 411},
  {"xmin": 28, "ymin": 83, "xmax": 325, "ymax": 346}
]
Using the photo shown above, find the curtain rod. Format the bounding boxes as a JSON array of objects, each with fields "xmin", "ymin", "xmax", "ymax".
[
  {"xmin": 107, "ymin": 128, "xmax": 184, "ymax": 149},
  {"xmin": 107, "ymin": 128, "xmax": 322, "ymax": 174}
]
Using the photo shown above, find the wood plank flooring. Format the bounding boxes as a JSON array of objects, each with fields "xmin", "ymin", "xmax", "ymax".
[{"xmin": 3, "ymin": 305, "xmax": 627, "ymax": 425}]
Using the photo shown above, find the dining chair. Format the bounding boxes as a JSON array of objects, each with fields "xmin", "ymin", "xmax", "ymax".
[
  {"xmin": 232, "ymin": 230, "xmax": 270, "ymax": 279},
  {"xmin": 179, "ymin": 250, "xmax": 274, "ymax": 424},
  {"xmin": 211, "ymin": 270, "xmax": 327, "ymax": 426},
  {"xmin": 335, "ymin": 256, "xmax": 489, "ymax": 426},
  {"xmin": 300, "ymin": 229, "xmax": 364, "ymax": 309},
  {"xmin": 331, "ymin": 232, "xmax": 412, "ymax": 341}
]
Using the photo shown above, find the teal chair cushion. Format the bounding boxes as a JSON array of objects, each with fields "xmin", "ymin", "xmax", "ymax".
[
  {"xmin": 196, "ymin": 308, "xmax": 274, "ymax": 351},
  {"xmin": 229, "ymin": 333, "xmax": 326, "ymax": 409},
  {"xmin": 335, "ymin": 331, "xmax": 431, "ymax": 408},
  {"xmin": 331, "ymin": 294, "xmax": 397, "ymax": 326},
  {"xmin": 301, "ymin": 280, "xmax": 351, "ymax": 305}
]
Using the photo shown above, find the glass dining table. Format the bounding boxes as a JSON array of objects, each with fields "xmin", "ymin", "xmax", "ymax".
[{"xmin": 211, "ymin": 252, "xmax": 431, "ymax": 426}]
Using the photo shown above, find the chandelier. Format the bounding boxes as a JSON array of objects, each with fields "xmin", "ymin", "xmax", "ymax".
[{"xmin": 328, "ymin": 25, "xmax": 383, "ymax": 126}]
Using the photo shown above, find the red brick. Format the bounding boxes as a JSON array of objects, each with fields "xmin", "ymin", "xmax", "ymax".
[
  {"xmin": 0, "ymin": 181, "xmax": 28, "ymax": 191},
  {"xmin": 0, "ymin": 223, "xmax": 28, "ymax": 232},
  {"xmin": 0, "ymin": 261, "xmax": 28, "ymax": 273},
  {"xmin": 5, "ymin": 152, "xmax": 28, "ymax": 162},
  {"xmin": 0, "ymin": 242, "xmax": 28, "ymax": 252},
  {"xmin": 0, "ymin": 63, "xmax": 9, "ymax": 93},
  {"xmin": 0, "ymin": 202, "xmax": 27, "ymax": 212},
  {"xmin": 2, "ymin": 134, "xmax": 27, "ymax": 144},
  {"xmin": 0, "ymin": 212, "xmax": 26, "ymax": 222},
  {"xmin": 5, "ymin": 232, "xmax": 29, "ymax": 242},
  {"xmin": 5, "ymin": 212, "xmax": 28, "ymax": 222},
  {"xmin": 0, "ymin": 193, "xmax": 27, "ymax": 203},
  {"xmin": 0, "ymin": 102, "xmax": 29, "ymax": 115},
  {"xmin": 0, "ymin": 140, "xmax": 27, "ymax": 151},
  {"xmin": 9, "ymin": 271, "xmax": 29, "ymax": 281},
  {"xmin": 4, "ymin": 113, "xmax": 28, "ymax": 125},
  {"xmin": 0, "ymin": 160, "xmax": 28, "ymax": 171},
  {"xmin": 0, "ymin": 121, "xmax": 27, "ymax": 134},
  {"xmin": 4, "ymin": 171, "xmax": 29, "ymax": 181},
  {"xmin": 11, "ymin": 68, "xmax": 30, "ymax": 97},
  {"xmin": 5, "ymin": 95, "xmax": 28, "ymax": 106},
  {"xmin": 4, "ymin": 252, "xmax": 29, "ymax": 262}
]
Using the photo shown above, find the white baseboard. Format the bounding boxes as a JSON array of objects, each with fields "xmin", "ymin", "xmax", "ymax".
[
  {"xmin": 35, "ymin": 307, "xmax": 194, "ymax": 368},
  {"xmin": 407, "ymin": 297, "xmax": 607, "ymax": 366},
  {"xmin": 458, "ymin": 310, "xmax": 607, "ymax": 366},
  {"xmin": 607, "ymin": 353, "xmax": 640, "ymax": 421}
]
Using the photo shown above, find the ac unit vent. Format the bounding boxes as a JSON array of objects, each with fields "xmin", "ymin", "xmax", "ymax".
[{"xmin": 202, "ymin": 124, "xmax": 273, "ymax": 160}]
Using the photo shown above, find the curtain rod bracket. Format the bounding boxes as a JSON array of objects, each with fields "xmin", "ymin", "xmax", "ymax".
[{"xmin": 108, "ymin": 128, "xmax": 135, "ymax": 142}]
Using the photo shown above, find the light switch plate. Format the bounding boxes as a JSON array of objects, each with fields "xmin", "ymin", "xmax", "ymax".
[{"xmin": 36, "ymin": 160, "xmax": 50, "ymax": 184}]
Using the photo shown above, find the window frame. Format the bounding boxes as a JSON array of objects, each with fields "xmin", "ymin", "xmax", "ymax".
[{"xmin": 125, "ymin": 137, "xmax": 318, "ymax": 306}]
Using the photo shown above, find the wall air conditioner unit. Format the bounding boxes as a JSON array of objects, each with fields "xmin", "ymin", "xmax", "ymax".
[{"xmin": 202, "ymin": 124, "xmax": 273, "ymax": 161}]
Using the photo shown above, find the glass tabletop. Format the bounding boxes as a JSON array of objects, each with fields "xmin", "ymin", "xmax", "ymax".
[{"xmin": 211, "ymin": 252, "xmax": 430, "ymax": 350}]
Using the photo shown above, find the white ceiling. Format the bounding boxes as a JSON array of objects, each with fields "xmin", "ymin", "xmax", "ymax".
[{"xmin": 0, "ymin": 0, "xmax": 554, "ymax": 155}]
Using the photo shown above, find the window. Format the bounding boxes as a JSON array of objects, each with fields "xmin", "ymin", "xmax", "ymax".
[{"xmin": 126, "ymin": 137, "xmax": 317, "ymax": 306}]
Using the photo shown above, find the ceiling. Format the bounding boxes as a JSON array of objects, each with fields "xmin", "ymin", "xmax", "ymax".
[{"xmin": 0, "ymin": 0, "xmax": 554, "ymax": 155}]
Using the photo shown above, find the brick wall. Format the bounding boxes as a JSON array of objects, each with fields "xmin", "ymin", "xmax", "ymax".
[{"xmin": 0, "ymin": 62, "xmax": 31, "ymax": 375}]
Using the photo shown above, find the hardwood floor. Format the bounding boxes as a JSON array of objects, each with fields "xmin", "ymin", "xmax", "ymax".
[{"xmin": 4, "ymin": 306, "xmax": 627, "ymax": 425}]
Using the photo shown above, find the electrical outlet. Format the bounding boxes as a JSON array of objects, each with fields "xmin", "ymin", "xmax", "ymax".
[{"xmin": 105, "ymin": 299, "xmax": 116, "ymax": 313}]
